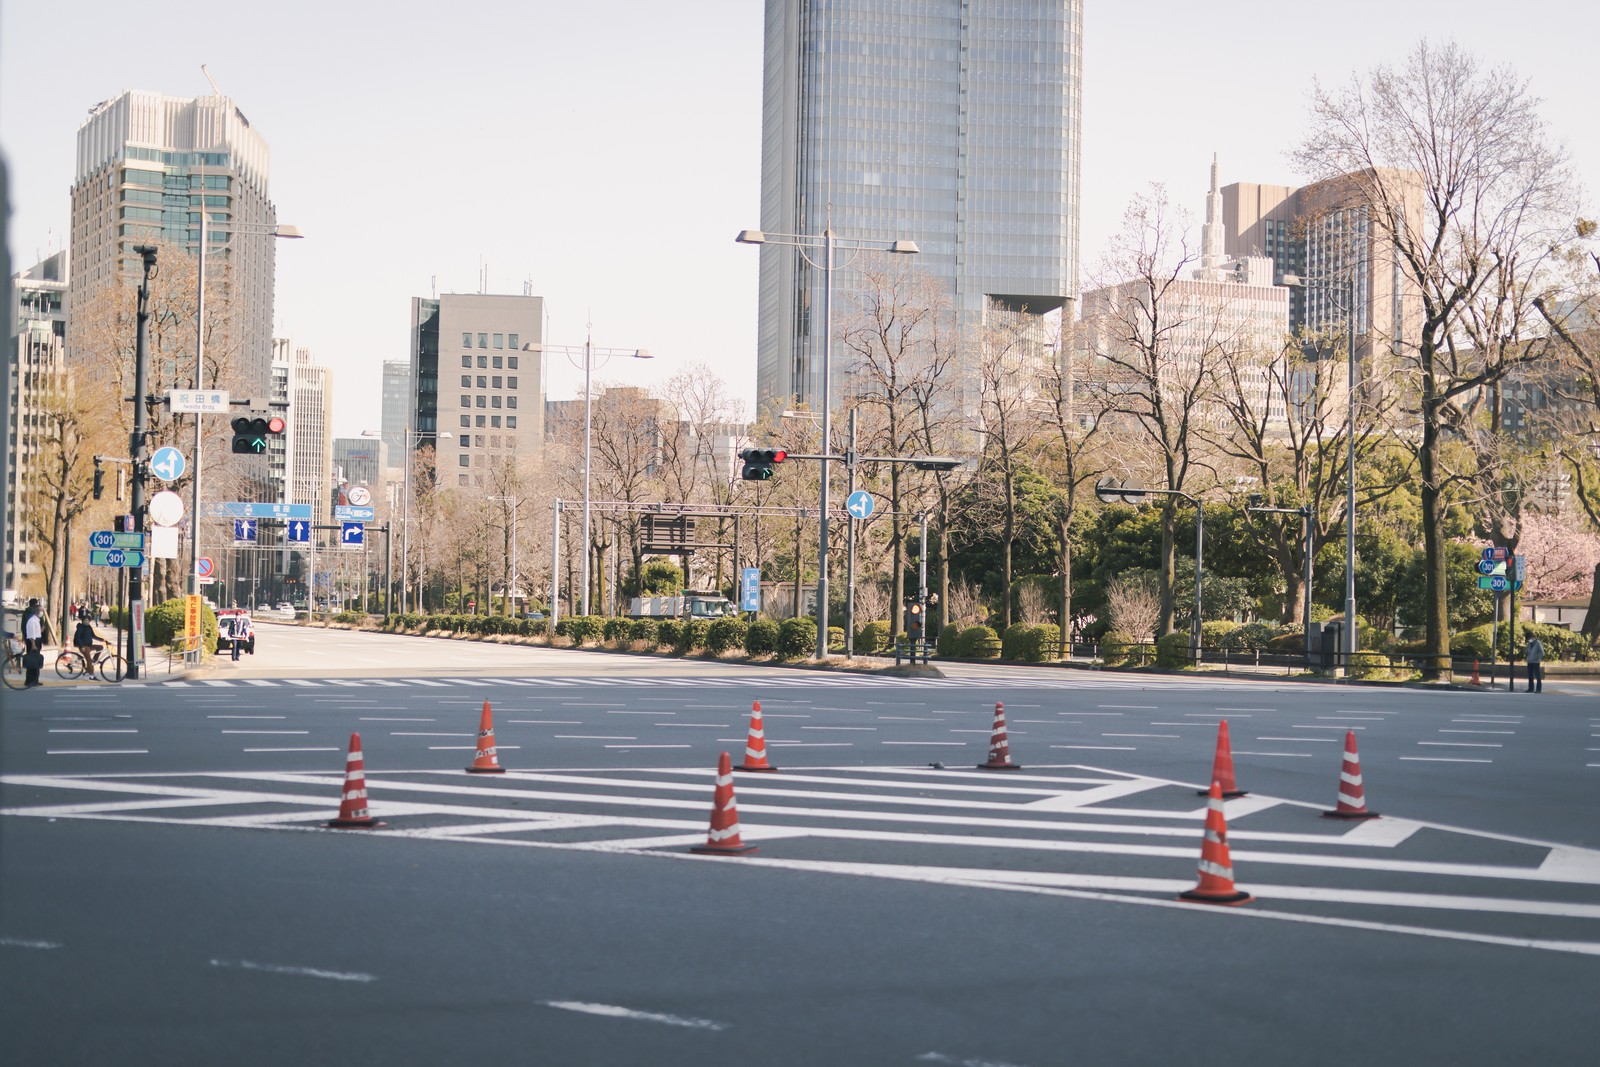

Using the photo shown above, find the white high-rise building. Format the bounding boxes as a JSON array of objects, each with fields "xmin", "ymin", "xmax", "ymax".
[
  {"xmin": 6, "ymin": 252, "xmax": 70, "ymax": 594},
  {"xmin": 68, "ymin": 90, "xmax": 278, "ymax": 397},
  {"xmin": 753, "ymin": 0, "xmax": 1084, "ymax": 411}
]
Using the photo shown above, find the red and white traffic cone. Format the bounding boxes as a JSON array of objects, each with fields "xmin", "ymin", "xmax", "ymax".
[
  {"xmin": 1177, "ymin": 781, "xmax": 1254, "ymax": 906},
  {"xmin": 466, "ymin": 699, "xmax": 506, "ymax": 774},
  {"xmin": 1322, "ymin": 730, "xmax": 1380, "ymax": 820},
  {"xmin": 328, "ymin": 732, "xmax": 384, "ymax": 829},
  {"xmin": 977, "ymin": 702, "xmax": 1023, "ymax": 770},
  {"xmin": 690, "ymin": 752, "xmax": 758, "ymax": 856},
  {"xmin": 737, "ymin": 700, "xmax": 778, "ymax": 772},
  {"xmin": 1197, "ymin": 719, "xmax": 1247, "ymax": 797}
]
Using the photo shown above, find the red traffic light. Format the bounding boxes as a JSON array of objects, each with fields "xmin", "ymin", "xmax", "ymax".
[
  {"xmin": 266, "ymin": 416, "xmax": 286, "ymax": 434},
  {"xmin": 772, "ymin": 449, "xmax": 787, "ymax": 463}
]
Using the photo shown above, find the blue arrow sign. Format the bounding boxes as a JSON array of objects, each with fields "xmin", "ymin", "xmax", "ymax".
[
  {"xmin": 150, "ymin": 446, "xmax": 186, "ymax": 482},
  {"xmin": 233, "ymin": 519, "xmax": 258, "ymax": 543},
  {"xmin": 341, "ymin": 522, "xmax": 365, "ymax": 547},
  {"xmin": 89, "ymin": 530, "xmax": 144, "ymax": 550},
  {"xmin": 334, "ymin": 505, "xmax": 376, "ymax": 522},
  {"xmin": 846, "ymin": 489, "xmax": 876, "ymax": 520},
  {"xmin": 287, "ymin": 520, "xmax": 310, "ymax": 543}
]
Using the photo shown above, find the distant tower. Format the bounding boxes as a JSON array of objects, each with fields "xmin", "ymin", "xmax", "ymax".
[{"xmin": 1200, "ymin": 154, "xmax": 1227, "ymax": 274}]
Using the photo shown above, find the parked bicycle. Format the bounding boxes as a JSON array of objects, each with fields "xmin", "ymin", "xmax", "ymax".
[
  {"xmin": 55, "ymin": 641, "xmax": 125, "ymax": 682},
  {"xmin": 2, "ymin": 633, "xmax": 29, "ymax": 690}
]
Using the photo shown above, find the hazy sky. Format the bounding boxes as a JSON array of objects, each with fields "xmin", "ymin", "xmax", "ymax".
[{"xmin": 4, "ymin": 2, "xmax": 1596, "ymax": 440}]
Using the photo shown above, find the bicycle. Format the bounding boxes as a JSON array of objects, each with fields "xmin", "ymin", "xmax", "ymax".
[
  {"xmin": 3, "ymin": 635, "xmax": 30, "ymax": 690},
  {"xmin": 55, "ymin": 642, "xmax": 125, "ymax": 682}
]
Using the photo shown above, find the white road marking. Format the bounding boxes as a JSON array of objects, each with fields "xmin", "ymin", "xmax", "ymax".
[
  {"xmin": 1255, "ymin": 736, "xmax": 1335, "ymax": 743},
  {"xmin": 1400, "ymin": 757, "xmax": 1493, "ymax": 764},
  {"xmin": 209, "ymin": 959, "xmax": 375, "ymax": 983},
  {"xmin": 360, "ymin": 717, "xmax": 436, "ymax": 722},
  {"xmin": 605, "ymin": 744, "xmax": 692, "ymax": 749},
  {"xmin": 1418, "ymin": 742, "xmax": 1503, "ymax": 748},
  {"xmin": 1292, "ymin": 725, "xmax": 1362, "ymax": 730},
  {"xmin": 427, "ymin": 745, "xmax": 522, "ymax": 751},
  {"xmin": 390, "ymin": 732, "xmax": 471, "ymax": 737},
  {"xmin": 1439, "ymin": 729, "xmax": 1514, "ymax": 735},
  {"xmin": 1099, "ymin": 705, "xmax": 1156, "ymax": 709},
  {"xmin": 542, "ymin": 1000, "xmax": 727, "ymax": 1031},
  {"xmin": 555, "ymin": 736, "xmax": 637, "ymax": 740},
  {"xmin": 243, "ymin": 747, "xmax": 341, "ymax": 753},
  {"xmin": 882, "ymin": 741, "xmax": 968, "ymax": 746},
  {"xmin": 506, "ymin": 720, "xmax": 582, "ymax": 724},
  {"xmin": 1051, "ymin": 745, "xmax": 1135, "ymax": 751},
  {"xmin": 46, "ymin": 749, "xmax": 148, "ymax": 755},
  {"xmin": 802, "ymin": 726, "xmax": 877, "ymax": 731},
  {"xmin": 1103, "ymin": 733, "xmax": 1178, "ymax": 739},
  {"xmin": 0, "ymin": 937, "xmax": 61, "ymax": 949},
  {"xmin": 1233, "ymin": 749, "xmax": 1314, "ymax": 757},
  {"xmin": 655, "ymin": 723, "xmax": 730, "ymax": 728},
  {"xmin": 208, "ymin": 715, "xmax": 286, "ymax": 720},
  {"xmin": 48, "ymin": 729, "xmax": 137, "ymax": 734}
]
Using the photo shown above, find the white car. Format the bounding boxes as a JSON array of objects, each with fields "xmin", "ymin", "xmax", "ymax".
[{"xmin": 275, "ymin": 602, "xmax": 294, "ymax": 616}]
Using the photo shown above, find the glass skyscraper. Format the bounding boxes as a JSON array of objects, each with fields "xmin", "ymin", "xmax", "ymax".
[{"xmin": 755, "ymin": 0, "xmax": 1083, "ymax": 411}]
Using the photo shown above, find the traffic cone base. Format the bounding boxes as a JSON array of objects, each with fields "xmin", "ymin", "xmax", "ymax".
[
  {"xmin": 1322, "ymin": 808, "xmax": 1380, "ymax": 820},
  {"xmin": 328, "ymin": 815, "xmax": 386, "ymax": 829},
  {"xmin": 1177, "ymin": 885, "xmax": 1254, "ymax": 906},
  {"xmin": 736, "ymin": 700, "xmax": 778, "ymax": 772},
  {"xmin": 690, "ymin": 752, "xmax": 759, "ymax": 856},
  {"xmin": 1196, "ymin": 719, "xmax": 1247, "ymax": 796},
  {"xmin": 466, "ymin": 700, "xmax": 507, "ymax": 774},
  {"xmin": 978, "ymin": 702, "xmax": 1023, "ymax": 770}
]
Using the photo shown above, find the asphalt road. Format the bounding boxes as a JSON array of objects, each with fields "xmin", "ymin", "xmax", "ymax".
[{"xmin": 2, "ymin": 624, "xmax": 1597, "ymax": 1065}]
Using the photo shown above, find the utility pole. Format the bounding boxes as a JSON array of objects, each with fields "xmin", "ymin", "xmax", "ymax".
[{"xmin": 127, "ymin": 245, "xmax": 158, "ymax": 679}]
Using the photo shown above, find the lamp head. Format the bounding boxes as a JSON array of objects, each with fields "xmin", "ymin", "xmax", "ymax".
[{"xmin": 735, "ymin": 229, "xmax": 766, "ymax": 245}]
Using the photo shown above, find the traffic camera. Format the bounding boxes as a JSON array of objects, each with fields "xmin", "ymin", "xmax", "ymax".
[{"xmin": 739, "ymin": 448, "xmax": 788, "ymax": 480}]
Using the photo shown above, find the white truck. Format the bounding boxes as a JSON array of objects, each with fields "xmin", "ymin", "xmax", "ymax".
[{"xmin": 627, "ymin": 593, "xmax": 738, "ymax": 619}]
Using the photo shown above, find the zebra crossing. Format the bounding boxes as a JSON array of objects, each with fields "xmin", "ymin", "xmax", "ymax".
[
  {"xmin": 4, "ymin": 761, "xmax": 1595, "ymax": 956},
  {"xmin": 154, "ymin": 670, "xmax": 1271, "ymax": 691}
]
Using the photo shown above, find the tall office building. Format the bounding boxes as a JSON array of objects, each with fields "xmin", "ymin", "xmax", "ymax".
[
  {"xmin": 407, "ymin": 294, "xmax": 545, "ymax": 490},
  {"xmin": 332, "ymin": 437, "xmax": 380, "ymax": 491},
  {"xmin": 288, "ymin": 344, "xmax": 333, "ymax": 527},
  {"xmin": 754, "ymin": 0, "xmax": 1084, "ymax": 411},
  {"xmin": 68, "ymin": 90, "xmax": 278, "ymax": 397},
  {"xmin": 6, "ymin": 252, "xmax": 70, "ymax": 593},
  {"xmin": 380, "ymin": 359, "xmax": 412, "ymax": 482}
]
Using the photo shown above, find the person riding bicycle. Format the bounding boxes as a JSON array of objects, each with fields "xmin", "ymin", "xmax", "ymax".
[{"xmin": 72, "ymin": 608, "xmax": 99, "ymax": 665}]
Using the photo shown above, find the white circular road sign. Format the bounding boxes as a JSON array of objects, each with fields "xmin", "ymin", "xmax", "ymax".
[
  {"xmin": 347, "ymin": 485, "xmax": 372, "ymax": 507},
  {"xmin": 148, "ymin": 490, "xmax": 185, "ymax": 527}
]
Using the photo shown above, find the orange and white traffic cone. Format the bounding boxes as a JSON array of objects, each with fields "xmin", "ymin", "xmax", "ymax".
[
  {"xmin": 466, "ymin": 699, "xmax": 506, "ymax": 774},
  {"xmin": 1471, "ymin": 659, "xmax": 1481, "ymax": 685},
  {"xmin": 1197, "ymin": 719, "xmax": 1247, "ymax": 797},
  {"xmin": 1177, "ymin": 780, "xmax": 1254, "ymax": 906},
  {"xmin": 327, "ymin": 732, "xmax": 384, "ymax": 829},
  {"xmin": 1322, "ymin": 730, "xmax": 1380, "ymax": 820},
  {"xmin": 690, "ymin": 752, "xmax": 758, "ymax": 856},
  {"xmin": 737, "ymin": 700, "xmax": 778, "ymax": 772},
  {"xmin": 977, "ymin": 701, "xmax": 1022, "ymax": 770}
]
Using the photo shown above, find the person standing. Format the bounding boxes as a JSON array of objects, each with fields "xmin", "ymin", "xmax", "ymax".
[
  {"xmin": 23, "ymin": 598, "xmax": 44, "ymax": 687},
  {"xmin": 1525, "ymin": 635, "xmax": 1544, "ymax": 693}
]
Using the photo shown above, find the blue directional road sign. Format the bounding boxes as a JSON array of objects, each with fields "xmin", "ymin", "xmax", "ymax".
[
  {"xmin": 1476, "ymin": 560, "xmax": 1505, "ymax": 576},
  {"xmin": 89, "ymin": 530, "xmax": 145, "ymax": 550},
  {"xmin": 739, "ymin": 567, "xmax": 761, "ymax": 612},
  {"xmin": 90, "ymin": 548, "xmax": 146, "ymax": 568},
  {"xmin": 233, "ymin": 519, "xmax": 258, "ymax": 543},
  {"xmin": 341, "ymin": 522, "xmax": 365, "ymax": 548},
  {"xmin": 209, "ymin": 502, "xmax": 312, "ymax": 520},
  {"xmin": 149, "ymin": 446, "xmax": 186, "ymax": 482},
  {"xmin": 334, "ymin": 505, "xmax": 376, "ymax": 522},
  {"xmin": 287, "ymin": 519, "xmax": 311, "ymax": 543},
  {"xmin": 846, "ymin": 489, "xmax": 876, "ymax": 520},
  {"xmin": 1481, "ymin": 546, "xmax": 1510, "ymax": 562}
]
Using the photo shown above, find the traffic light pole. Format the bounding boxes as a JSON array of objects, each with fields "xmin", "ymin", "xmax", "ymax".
[{"xmin": 127, "ymin": 245, "xmax": 158, "ymax": 680}]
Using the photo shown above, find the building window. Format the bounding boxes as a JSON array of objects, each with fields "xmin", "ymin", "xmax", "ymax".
[
  {"xmin": 476, "ymin": 395, "xmax": 486, "ymax": 408},
  {"xmin": 476, "ymin": 376, "xmax": 487, "ymax": 388},
  {"xmin": 476, "ymin": 415, "xmax": 486, "ymax": 427},
  {"xmin": 492, "ymin": 356, "xmax": 502, "ymax": 369},
  {"xmin": 478, "ymin": 333, "xmax": 488, "ymax": 348},
  {"xmin": 473, "ymin": 454, "xmax": 484, "ymax": 468},
  {"xmin": 462, "ymin": 334, "xmax": 472, "ymax": 349},
  {"xmin": 493, "ymin": 333, "xmax": 503, "ymax": 349},
  {"xmin": 460, "ymin": 375, "xmax": 471, "ymax": 387},
  {"xmin": 508, "ymin": 334, "xmax": 519, "ymax": 349},
  {"xmin": 507, "ymin": 396, "xmax": 518, "ymax": 409},
  {"xmin": 459, "ymin": 473, "xmax": 469, "ymax": 486},
  {"xmin": 490, "ymin": 435, "xmax": 502, "ymax": 448},
  {"xmin": 461, "ymin": 434, "xmax": 470, "ymax": 448},
  {"xmin": 490, "ymin": 415, "xmax": 501, "ymax": 427},
  {"xmin": 477, "ymin": 355, "xmax": 488, "ymax": 368},
  {"xmin": 507, "ymin": 376, "xmax": 518, "ymax": 389},
  {"xmin": 491, "ymin": 396, "xmax": 502, "ymax": 408},
  {"xmin": 461, "ymin": 355, "xmax": 471, "ymax": 368},
  {"xmin": 508, "ymin": 356, "xmax": 519, "ymax": 370},
  {"xmin": 459, "ymin": 414, "xmax": 470, "ymax": 427},
  {"xmin": 506, "ymin": 416, "xmax": 517, "ymax": 429},
  {"xmin": 491, "ymin": 376, "xmax": 502, "ymax": 389},
  {"xmin": 458, "ymin": 455, "xmax": 469, "ymax": 467},
  {"xmin": 460, "ymin": 394, "xmax": 471, "ymax": 407}
]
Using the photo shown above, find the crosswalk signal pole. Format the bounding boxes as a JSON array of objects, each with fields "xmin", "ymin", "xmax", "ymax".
[{"xmin": 126, "ymin": 245, "xmax": 158, "ymax": 680}]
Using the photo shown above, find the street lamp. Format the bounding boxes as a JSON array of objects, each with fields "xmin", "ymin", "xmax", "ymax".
[
  {"xmin": 1282, "ymin": 272, "xmax": 1358, "ymax": 670},
  {"xmin": 737, "ymin": 226, "xmax": 920, "ymax": 659},
  {"xmin": 184, "ymin": 209, "xmax": 302, "ymax": 653},
  {"xmin": 362, "ymin": 427, "xmax": 451, "ymax": 614},
  {"xmin": 523, "ymin": 334, "xmax": 652, "ymax": 616}
]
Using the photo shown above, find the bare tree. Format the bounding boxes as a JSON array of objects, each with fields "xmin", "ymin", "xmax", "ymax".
[
  {"xmin": 1105, "ymin": 573, "xmax": 1162, "ymax": 643},
  {"xmin": 1294, "ymin": 39, "xmax": 1578, "ymax": 673},
  {"xmin": 1036, "ymin": 315, "xmax": 1107, "ymax": 646}
]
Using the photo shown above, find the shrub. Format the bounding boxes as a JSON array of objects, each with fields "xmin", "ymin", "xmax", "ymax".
[
  {"xmin": 677, "ymin": 619, "xmax": 709, "ymax": 653},
  {"xmin": 1020, "ymin": 623, "xmax": 1061, "ymax": 662},
  {"xmin": 1222, "ymin": 621, "xmax": 1279, "ymax": 649},
  {"xmin": 1453, "ymin": 620, "xmax": 1594, "ymax": 662},
  {"xmin": 855, "ymin": 620, "xmax": 891, "ymax": 654},
  {"xmin": 957, "ymin": 625, "xmax": 1001, "ymax": 659},
  {"xmin": 141, "ymin": 598, "xmax": 219, "ymax": 654},
  {"xmin": 655, "ymin": 620, "xmax": 682, "ymax": 650},
  {"xmin": 936, "ymin": 624, "xmax": 961, "ymax": 658},
  {"xmin": 777, "ymin": 617, "xmax": 818, "ymax": 659},
  {"xmin": 602, "ymin": 617, "xmax": 633, "ymax": 644},
  {"xmin": 706, "ymin": 617, "xmax": 748, "ymax": 655},
  {"xmin": 828, "ymin": 626, "xmax": 846, "ymax": 652},
  {"xmin": 744, "ymin": 618, "xmax": 779, "ymax": 656},
  {"xmin": 1199, "ymin": 620, "xmax": 1240, "ymax": 647},
  {"xmin": 520, "ymin": 618, "xmax": 547, "ymax": 638},
  {"xmin": 1001, "ymin": 623, "xmax": 1034, "ymax": 661},
  {"xmin": 334, "ymin": 610, "xmax": 367, "ymax": 626},
  {"xmin": 1267, "ymin": 630, "xmax": 1306, "ymax": 653},
  {"xmin": 556, "ymin": 615, "xmax": 604, "ymax": 645},
  {"xmin": 629, "ymin": 619, "xmax": 659, "ymax": 645},
  {"xmin": 1155, "ymin": 632, "xmax": 1193, "ymax": 669},
  {"xmin": 1348, "ymin": 651, "xmax": 1396, "ymax": 680},
  {"xmin": 1100, "ymin": 630, "xmax": 1140, "ymax": 666}
]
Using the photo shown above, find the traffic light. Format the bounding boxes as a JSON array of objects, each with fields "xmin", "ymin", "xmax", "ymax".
[
  {"xmin": 906, "ymin": 600, "xmax": 924, "ymax": 640},
  {"xmin": 93, "ymin": 463, "xmax": 105, "ymax": 500},
  {"xmin": 739, "ymin": 448, "xmax": 788, "ymax": 481},
  {"xmin": 231, "ymin": 414, "xmax": 284, "ymax": 455}
]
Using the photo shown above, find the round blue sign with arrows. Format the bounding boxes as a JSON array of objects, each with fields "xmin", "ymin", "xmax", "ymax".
[
  {"xmin": 150, "ymin": 446, "xmax": 186, "ymax": 482},
  {"xmin": 846, "ymin": 490, "xmax": 876, "ymax": 520}
]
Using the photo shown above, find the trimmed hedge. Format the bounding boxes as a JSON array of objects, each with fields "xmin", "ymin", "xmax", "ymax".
[
  {"xmin": 602, "ymin": 618, "xmax": 633, "ymax": 643},
  {"xmin": 957, "ymin": 625, "xmax": 1001, "ymax": 659},
  {"xmin": 828, "ymin": 626, "xmax": 846, "ymax": 653},
  {"xmin": 1453, "ymin": 620, "xmax": 1595, "ymax": 661},
  {"xmin": 777, "ymin": 617, "xmax": 818, "ymax": 659},
  {"xmin": 676, "ymin": 619, "xmax": 709, "ymax": 653},
  {"xmin": 555, "ymin": 615, "xmax": 604, "ymax": 644},
  {"xmin": 144, "ymin": 597, "xmax": 219, "ymax": 654},
  {"xmin": 1155, "ymin": 632, "xmax": 1192, "ymax": 669},
  {"xmin": 656, "ymin": 620, "xmax": 683, "ymax": 650},
  {"xmin": 936, "ymin": 624, "xmax": 961, "ymax": 657},
  {"xmin": 706, "ymin": 617, "xmax": 748, "ymax": 655},
  {"xmin": 855, "ymin": 620, "xmax": 890, "ymax": 654},
  {"xmin": 745, "ymin": 618, "xmax": 779, "ymax": 655},
  {"xmin": 1100, "ymin": 630, "xmax": 1143, "ymax": 666},
  {"xmin": 629, "ymin": 619, "xmax": 659, "ymax": 644}
]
